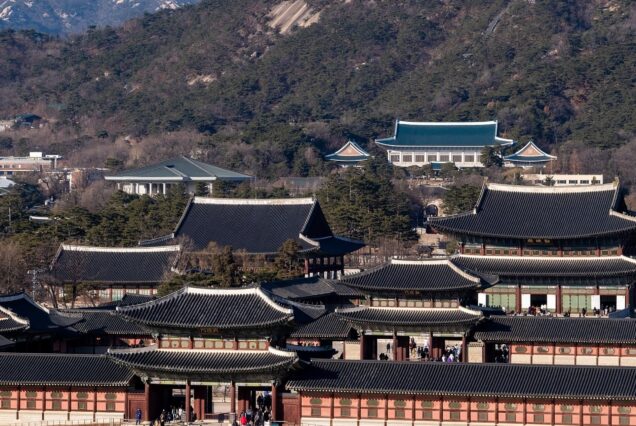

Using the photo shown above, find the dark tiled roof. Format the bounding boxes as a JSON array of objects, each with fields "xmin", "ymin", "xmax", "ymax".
[
  {"xmin": 335, "ymin": 306, "xmax": 481, "ymax": 328},
  {"xmin": 474, "ymin": 316, "xmax": 636, "ymax": 344},
  {"xmin": 0, "ymin": 292, "xmax": 80, "ymax": 334},
  {"xmin": 262, "ymin": 277, "xmax": 361, "ymax": 301},
  {"xmin": 375, "ymin": 121, "xmax": 513, "ymax": 148},
  {"xmin": 290, "ymin": 313, "xmax": 355, "ymax": 339},
  {"xmin": 117, "ymin": 287, "xmax": 293, "ymax": 330},
  {"xmin": 109, "ymin": 346, "xmax": 297, "ymax": 375},
  {"xmin": 287, "ymin": 360, "xmax": 636, "ymax": 399},
  {"xmin": 429, "ymin": 183, "xmax": 636, "ymax": 240},
  {"xmin": 340, "ymin": 259, "xmax": 482, "ymax": 292},
  {"xmin": 167, "ymin": 197, "xmax": 363, "ymax": 255},
  {"xmin": 61, "ymin": 309, "xmax": 150, "ymax": 336},
  {"xmin": 452, "ymin": 255, "xmax": 636, "ymax": 285},
  {"xmin": 0, "ymin": 306, "xmax": 28, "ymax": 333},
  {"xmin": 0, "ymin": 353, "xmax": 134, "ymax": 386},
  {"xmin": 50, "ymin": 245, "xmax": 180, "ymax": 284}
]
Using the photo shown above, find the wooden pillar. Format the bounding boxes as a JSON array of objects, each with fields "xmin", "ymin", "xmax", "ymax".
[
  {"xmin": 304, "ymin": 259, "xmax": 310, "ymax": 276},
  {"xmin": 515, "ymin": 285, "xmax": 522, "ymax": 313},
  {"xmin": 67, "ymin": 387, "xmax": 72, "ymax": 420},
  {"xmin": 357, "ymin": 394, "xmax": 361, "ymax": 422},
  {"xmin": 16, "ymin": 386, "xmax": 20, "ymax": 420},
  {"xmin": 230, "ymin": 382, "xmax": 236, "ymax": 415},
  {"xmin": 330, "ymin": 393, "xmax": 334, "ymax": 420},
  {"xmin": 522, "ymin": 398, "xmax": 527, "ymax": 425},
  {"xmin": 579, "ymin": 400, "xmax": 584, "ymax": 426},
  {"xmin": 109, "ymin": 285, "xmax": 113, "ymax": 302},
  {"xmin": 480, "ymin": 243, "xmax": 485, "ymax": 256},
  {"xmin": 189, "ymin": 336, "xmax": 194, "ymax": 349},
  {"xmin": 495, "ymin": 397, "xmax": 499, "ymax": 424},
  {"xmin": 144, "ymin": 383, "xmax": 150, "ymax": 422},
  {"xmin": 596, "ymin": 247, "xmax": 601, "ymax": 257},
  {"xmin": 93, "ymin": 387, "xmax": 97, "ymax": 422},
  {"xmin": 461, "ymin": 335, "xmax": 467, "ymax": 362},
  {"xmin": 185, "ymin": 380, "xmax": 191, "ymax": 423},
  {"xmin": 459, "ymin": 243, "xmax": 465, "ymax": 254},
  {"xmin": 271, "ymin": 383, "xmax": 278, "ymax": 421},
  {"xmin": 42, "ymin": 386, "xmax": 46, "ymax": 421},
  {"xmin": 609, "ymin": 400, "xmax": 613, "ymax": 426},
  {"xmin": 467, "ymin": 397, "xmax": 471, "ymax": 423},
  {"xmin": 557, "ymin": 285, "xmax": 563, "ymax": 315}
]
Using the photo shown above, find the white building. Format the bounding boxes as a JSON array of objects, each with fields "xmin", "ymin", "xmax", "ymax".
[
  {"xmin": 104, "ymin": 156, "xmax": 252, "ymax": 195},
  {"xmin": 375, "ymin": 120, "xmax": 514, "ymax": 168}
]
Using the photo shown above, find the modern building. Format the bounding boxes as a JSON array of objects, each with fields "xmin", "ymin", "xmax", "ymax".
[
  {"xmin": 104, "ymin": 156, "xmax": 252, "ymax": 195},
  {"xmin": 504, "ymin": 141, "xmax": 556, "ymax": 168},
  {"xmin": 0, "ymin": 152, "xmax": 61, "ymax": 176},
  {"xmin": 375, "ymin": 120, "xmax": 514, "ymax": 168},
  {"xmin": 325, "ymin": 141, "xmax": 370, "ymax": 167},
  {"xmin": 522, "ymin": 173, "xmax": 604, "ymax": 186}
]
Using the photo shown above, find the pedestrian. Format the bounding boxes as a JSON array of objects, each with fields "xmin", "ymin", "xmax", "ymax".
[{"xmin": 135, "ymin": 408, "xmax": 142, "ymax": 425}]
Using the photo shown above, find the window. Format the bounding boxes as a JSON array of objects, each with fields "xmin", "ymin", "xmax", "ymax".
[
  {"xmin": 78, "ymin": 401, "xmax": 87, "ymax": 411},
  {"xmin": 534, "ymin": 414, "xmax": 544, "ymax": 423},
  {"xmin": 106, "ymin": 402, "xmax": 116, "ymax": 411},
  {"xmin": 402, "ymin": 154, "xmax": 412, "ymax": 163},
  {"xmin": 427, "ymin": 154, "xmax": 438, "ymax": 162},
  {"xmin": 367, "ymin": 408, "xmax": 378, "ymax": 418},
  {"xmin": 464, "ymin": 154, "xmax": 475, "ymax": 162},
  {"xmin": 52, "ymin": 400, "xmax": 62, "ymax": 410},
  {"xmin": 591, "ymin": 415, "xmax": 601, "ymax": 425},
  {"xmin": 341, "ymin": 407, "xmax": 350, "ymax": 417},
  {"xmin": 439, "ymin": 154, "xmax": 450, "ymax": 162},
  {"xmin": 619, "ymin": 416, "xmax": 630, "ymax": 426},
  {"xmin": 506, "ymin": 412, "xmax": 516, "ymax": 422},
  {"xmin": 478, "ymin": 412, "xmax": 488, "ymax": 421},
  {"xmin": 1, "ymin": 399, "xmax": 10, "ymax": 409},
  {"xmin": 395, "ymin": 409, "xmax": 405, "ymax": 418},
  {"xmin": 452, "ymin": 154, "xmax": 462, "ymax": 163},
  {"xmin": 311, "ymin": 407, "xmax": 321, "ymax": 417},
  {"xmin": 562, "ymin": 414, "xmax": 573, "ymax": 424},
  {"xmin": 415, "ymin": 154, "xmax": 426, "ymax": 162},
  {"xmin": 559, "ymin": 347, "xmax": 572, "ymax": 354},
  {"xmin": 390, "ymin": 155, "xmax": 400, "ymax": 163},
  {"xmin": 27, "ymin": 400, "xmax": 36, "ymax": 409},
  {"xmin": 449, "ymin": 411, "xmax": 460, "ymax": 420}
]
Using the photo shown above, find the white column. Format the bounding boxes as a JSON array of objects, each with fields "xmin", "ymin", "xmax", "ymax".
[
  {"xmin": 149, "ymin": 183, "xmax": 153, "ymax": 195},
  {"xmin": 163, "ymin": 183, "xmax": 167, "ymax": 195}
]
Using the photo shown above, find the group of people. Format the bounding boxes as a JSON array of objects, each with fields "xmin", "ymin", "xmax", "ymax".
[
  {"xmin": 236, "ymin": 394, "xmax": 272, "ymax": 426},
  {"xmin": 376, "ymin": 339, "xmax": 463, "ymax": 362},
  {"xmin": 134, "ymin": 406, "xmax": 191, "ymax": 426},
  {"xmin": 493, "ymin": 343, "xmax": 510, "ymax": 363}
]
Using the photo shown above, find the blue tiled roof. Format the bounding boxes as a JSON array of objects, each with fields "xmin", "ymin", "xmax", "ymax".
[{"xmin": 376, "ymin": 120, "xmax": 513, "ymax": 148}]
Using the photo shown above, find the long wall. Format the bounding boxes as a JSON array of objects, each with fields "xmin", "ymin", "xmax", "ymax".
[
  {"xmin": 0, "ymin": 387, "xmax": 127, "ymax": 423},
  {"xmin": 297, "ymin": 392, "xmax": 636, "ymax": 426}
]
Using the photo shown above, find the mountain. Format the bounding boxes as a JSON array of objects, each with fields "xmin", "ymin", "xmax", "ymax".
[
  {"xmin": 0, "ymin": 0, "xmax": 199, "ymax": 35},
  {"xmin": 0, "ymin": 0, "xmax": 634, "ymax": 181}
]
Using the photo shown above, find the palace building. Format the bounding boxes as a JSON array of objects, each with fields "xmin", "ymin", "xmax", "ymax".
[
  {"xmin": 49, "ymin": 245, "xmax": 181, "ymax": 302},
  {"xmin": 325, "ymin": 141, "xmax": 370, "ymax": 167},
  {"xmin": 5, "ymin": 180, "xmax": 636, "ymax": 425},
  {"xmin": 503, "ymin": 141, "xmax": 556, "ymax": 168},
  {"xmin": 142, "ymin": 197, "xmax": 364, "ymax": 278},
  {"xmin": 375, "ymin": 120, "xmax": 514, "ymax": 168}
]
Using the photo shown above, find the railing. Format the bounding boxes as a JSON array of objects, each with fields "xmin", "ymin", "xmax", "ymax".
[{"xmin": 7, "ymin": 420, "xmax": 122, "ymax": 426}]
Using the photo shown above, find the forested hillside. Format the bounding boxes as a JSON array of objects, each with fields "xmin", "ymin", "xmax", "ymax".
[{"xmin": 0, "ymin": 0, "xmax": 634, "ymax": 179}]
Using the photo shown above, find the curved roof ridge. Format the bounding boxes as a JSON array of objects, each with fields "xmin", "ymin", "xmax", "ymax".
[
  {"xmin": 192, "ymin": 197, "xmax": 314, "ymax": 205},
  {"xmin": 397, "ymin": 120, "xmax": 497, "ymax": 126},
  {"xmin": 61, "ymin": 244, "xmax": 180, "ymax": 253},
  {"xmin": 486, "ymin": 182, "xmax": 616, "ymax": 194}
]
